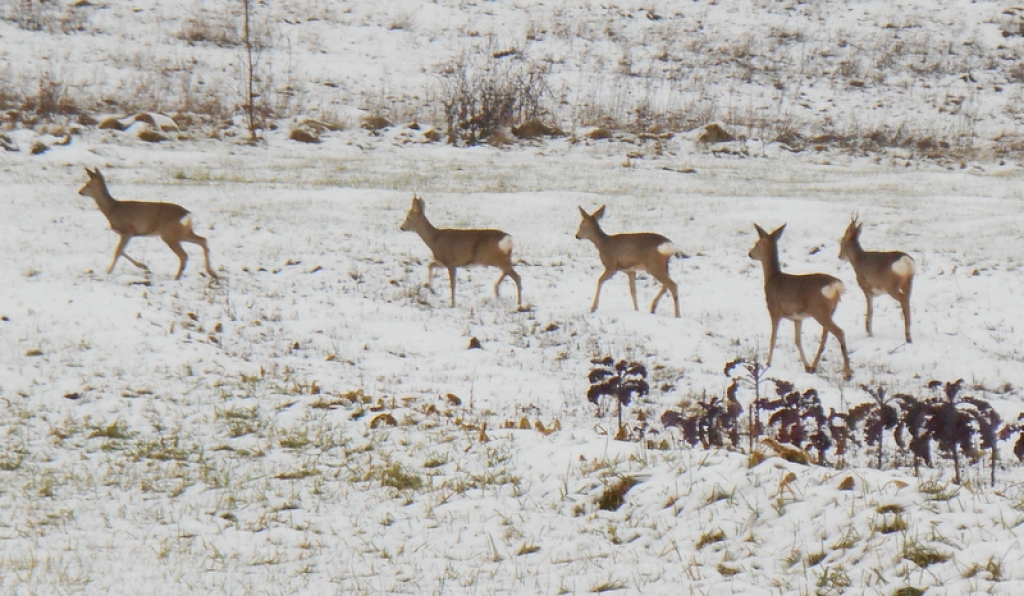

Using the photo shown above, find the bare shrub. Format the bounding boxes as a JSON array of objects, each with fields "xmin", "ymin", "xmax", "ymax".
[
  {"xmin": 10, "ymin": 0, "xmax": 89, "ymax": 34},
  {"xmin": 179, "ymin": 7, "xmax": 240, "ymax": 47},
  {"xmin": 0, "ymin": 65, "xmax": 23, "ymax": 112},
  {"xmin": 21, "ymin": 70, "xmax": 78, "ymax": 120},
  {"xmin": 436, "ymin": 50, "xmax": 550, "ymax": 145}
]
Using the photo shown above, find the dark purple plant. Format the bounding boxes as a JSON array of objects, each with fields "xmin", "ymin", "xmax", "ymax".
[
  {"xmin": 848, "ymin": 385, "xmax": 908, "ymax": 469},
  {"xmin": 661, "ymin": 391, "xmax": 743, "ymax": 449},
  {"xmin": 724, "ymin": 357, "xmax": 769, "ymax": 452},
  {"xmin": 756, "ymin": 380, "xmax": 846, "ymax": 465},
  {"xmin": 905, "ymin": 380, "xmax": 1001, "ymax": 485},
  {"xmin": 588, "ymin": 357, "xmax": 649, "ymax": 440},
  {"xmin": 998, "ymin": 413, "xmax": 1024, "ymax": 463}
]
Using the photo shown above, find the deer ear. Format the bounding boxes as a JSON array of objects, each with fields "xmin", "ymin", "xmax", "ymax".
[
  {"xmin": 592, "ymin": 205, "xmax": 606, "ymax": 220},
  {"xmin": 754, "ymin": 224, "xmax": 769, "ymax": 238},
  {"xmin": 772, "ymin": 224, "xmax": 786, "ymax": 239}
]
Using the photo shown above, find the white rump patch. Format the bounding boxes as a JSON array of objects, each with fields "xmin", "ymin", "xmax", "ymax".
[
  {"xmin": 180, "ymin": 214, "xmax": 193, "ymax": 228},
  {"xmin": 821, "ymin": 280, "xmax": 845, "ymax": 300},
  {"xmin": 891, "ymin": 255, "xmax": 916, "ymax": 277},
  {"xmin": 498, "ymin": 235, "xmax": 514, "ymax": 254},
  {"xmin": 657, "ymin": 242, "xmax": 677, "ymax": 255}
]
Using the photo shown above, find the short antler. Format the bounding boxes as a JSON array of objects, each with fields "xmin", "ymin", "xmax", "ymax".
[{"xmin": 838, "ymin": 217, "xmax": 915, "ymax": 342}]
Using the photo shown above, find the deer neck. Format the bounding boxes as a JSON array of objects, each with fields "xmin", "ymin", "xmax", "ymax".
[
  {"xmin": 85, "ymin": 183, "xmax": 118, "ymax": 216},
  {"xmin": 844, "ymin": 239, "xmax": 866, "ymax": 265},
  {"xmin": 410, "ymin": 214, "xmax": 442, "ymax": 246},
  {"xmin": 759, "ymin": 246, "xmax": 782, "ymax": 282},
  {"xmin": 584, "ymin": 224, "xmax": 611, "ymax": 248}
]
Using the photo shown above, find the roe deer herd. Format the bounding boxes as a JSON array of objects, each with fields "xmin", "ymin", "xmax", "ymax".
[{"xmin": 76, "ymin": 168, "xmax": 918, "ymax": 380}]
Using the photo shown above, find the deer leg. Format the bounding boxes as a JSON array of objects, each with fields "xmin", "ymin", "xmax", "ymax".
[
  {"xmin": 816, "ymin": 318, "xmax": 852, "ymax": 379},
  {"xmin": 766, "ymin": 316, "xmax": 781, "ymax": 367},
  {"xmin": 109, "ymin": 235, "xmax": 148, "ymax": 273},
  {"xmin": 591, "ymin": 270, "xmax": 616, "ymax": 313},
  {"xmin": 649, "ymin": 271, "xmax": 679, "ymax": 317},
  {"xmin": 793, "ymin": 319, "xmax": 813, "ymax": 372},
  {"xmin": 864, "ymin": 292, "xmax": 874, "ymax": 337},
  {"xmin": 900, "ymin": 297, "xmax": 912, "ymax": 343},
  {"xmin": 184, "ymin": 231, "xmax": 217, "ymax": 278},
  {"xmin": 163, "ymin": 238, "xmax": 189, "ymax": 280},
  {"xmin": 502, "ymin": 267, "xmax": 522, "ymax": 306},
  {"xmin": 809, "ymin": 324, "xmax": 828, "ymax": 373},
  {"xmin": 627, "ymin": 271, "xmax": 639, "ymax": 311},
  {"xmin": 447, "ymin": 266, "xmax": 457, "ymax": 307},
  {"xmin": 900, "ymin": 279, "xmax": 913, "ymax": 343},
  {"xmin": 425, "ymin": 260, "xmax": 442, "ymax": 293},
  {"xmin": 651, "ymin": 286, "xmax": 667, "ymax": 314}
]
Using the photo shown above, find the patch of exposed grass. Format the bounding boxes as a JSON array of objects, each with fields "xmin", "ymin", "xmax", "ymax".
[
  {"xmin": 598, "ymin": 475, "xmax": 639, "ymax": 511},
  {"xmin": 696, "ymin": 528, "xmax": 726, "ymax": 550},
  {"xmin": 816, "ymin": 566, "xmax": 852, "ymax": 591},
  {"xmin": 591, "ymin": 579, "xmax": 626, "ymax": 593},
  {"xmin": 902, "ymin": 539, "xmax": 950, "ymax": 568},
  {"xmin": 367, "ymin": 462, "xmax": 424, "ymax": 491},
  {"xmin": 806, "ymin": 551, "xmax": 827, "ymax": 566},
  {"xmin": 216, "ymin": 406, "xmax": 264, "ymax": 438},
  {"xmin": 874, "ymin": 504, "xmax": 908, "ymax": 534},
  {"xmin": 275, "ymin": 465, "xmax": 320, "ymax": 480},
  {"xmin": 918, "ymin": 480, "xmax": 959, "ymax": 501},
  {"xmin": 131, "ymin": 435, "xmax": 193, "ymax": 462},
  {"xmin": 963, "ymin": 556, "xmax": 1003, "ymax": 581},
  {"xmin": 277, "ymin": 428, "xmax": 311, "ymax": 450},
  {"xmin": 87, "ymin": 420, "xmax": 133, "ymax": 441}
]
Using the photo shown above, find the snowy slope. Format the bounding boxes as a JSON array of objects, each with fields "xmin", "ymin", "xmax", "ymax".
[{"xmin": 3, "ymin": 1, "xmax": 1024, "ymax": 594}]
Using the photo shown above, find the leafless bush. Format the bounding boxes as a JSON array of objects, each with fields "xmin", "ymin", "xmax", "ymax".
[
  {"xmin": 24, "ymin": 70, "xmax": 78, "ymax": 118},
  {"xmin": 0, "ymin": 65, "xmax": 22, "ymax": 113},
  {"xmin": 179, "ymin": 6, "xmax": 240, "ymax": 47},
  {"xmin": 9, "ymin": 0, "xmax": 89, "ymax": 34},
  {"xmin": 11, "ymin": 0, "xmax": 51, "ymax": 32},
  {"xmin": 436, "ymin": 50, "xmax": 550, "ymax": 145}
]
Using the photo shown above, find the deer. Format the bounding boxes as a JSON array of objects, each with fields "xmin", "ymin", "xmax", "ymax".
[
  {"xmin": 78, "ymin": 167, "xmax": 217, "ymax": 280},
  {"xmin": 839, "ymin": 215, "xmax": 916, "ymax": 343},
  {"xmin": 574, "ymin": 205, "xmax": 680, "ymax": 317},
  {"xmin": 749, "ymin": 224, "xmax": 852, "ymax": 380},
  {"xmin": 399, "ymin": 194, "xmax": 522, "ymax": 308}
]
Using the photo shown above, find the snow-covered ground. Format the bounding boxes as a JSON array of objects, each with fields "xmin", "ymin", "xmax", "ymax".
[
  {"xmin": 3, "ymin": 130, "xmax": 1024, "ymax": 594},
  {"xmin": 4, "ymin": 1, "xmax": 1024, "ymax": 594}
]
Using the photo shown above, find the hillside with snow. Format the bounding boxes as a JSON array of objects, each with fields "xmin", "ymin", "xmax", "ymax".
[{"xmin": 3, "ymin": 1, "xmax": 1024, "ymax": 594}]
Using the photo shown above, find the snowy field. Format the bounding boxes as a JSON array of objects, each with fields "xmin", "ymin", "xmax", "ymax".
[
  {"xmin": 4, "ymin": 0, "xmax": 1024, "ymax": 594},
  {"xmin": 3, "ymin": 130, "xmax": 1024, "ymax": 594}
]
